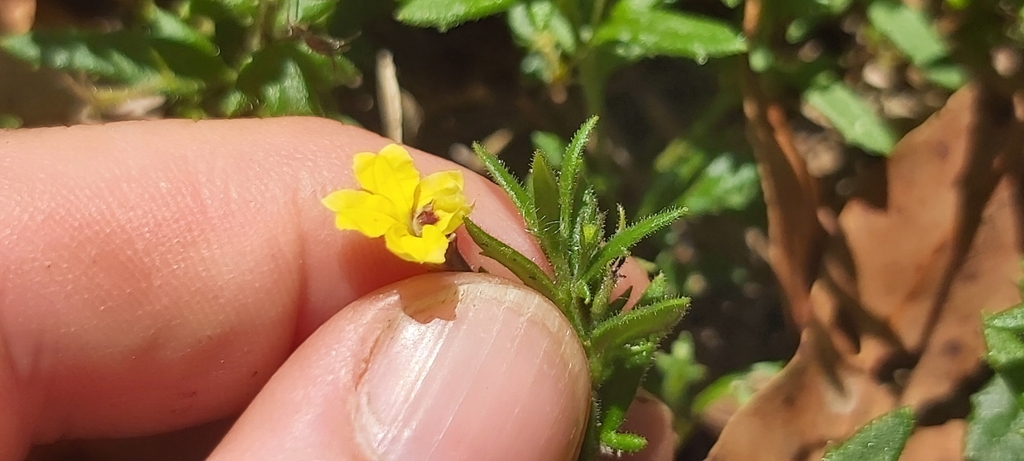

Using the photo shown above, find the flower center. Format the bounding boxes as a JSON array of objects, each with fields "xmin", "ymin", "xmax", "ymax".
[{"xmin": 411, "ymin": 202, "xmax": 439, "ymax": 237}]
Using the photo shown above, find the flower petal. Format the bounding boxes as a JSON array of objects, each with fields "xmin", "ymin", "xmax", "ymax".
[
  {"xmin": 384, "ymin": 224, "xmax": 449, "ymax": 264},
  {"xmin": 416, "ymin": 170, "xmax": 464, "ymax": 208},
  {"xmin": 322, "ymin": 189, "xmax": 400, "ymax": 238},
  {"xmin": 418, "ymin": 170, "xmax": 472, "ymax": 234},
  {"xmin": 353, "ymin": 144, "xmax": 419, "ymax": 214}
]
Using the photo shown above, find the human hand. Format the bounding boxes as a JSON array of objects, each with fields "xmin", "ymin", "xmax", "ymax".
[{"xmin": 0, "ymin": 118, "xmax": 673, "ymax": 460}]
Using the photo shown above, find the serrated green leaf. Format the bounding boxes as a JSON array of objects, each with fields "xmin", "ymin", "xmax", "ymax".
[
  {"xmin": 965, "ymin": 375, "xmax": 1024, "ymax": 461},
  {"xmin": 463, "ymin": 218, "xmax": 559, "ymax": 302},
  {"xmin": 583, "ymin": 207, "xmax": 686, "ymax": 282},
  {"xmin": 866, "ymin": 0, "xmax": 949, "ymax": 67},
  {"xmin": 803, "ymin": 79, "xmax": 897, "ymax": 155},
  {"xmin": 591, "ymin": 297, "xmax": 689, "ymax": 354},
  {"xmin": 821, "ymin": 407, "xmax": 914, "ymax": 461},
  {"xmin": 530, "ymin": 152, "xmax": 565, "ymax": 270},
  {"xmin": 396, "ymin": 0, "xmax": 518, "ymax": 31},
  {"xmin": 559, "ymin": 116, "xmax": 598, "ymax": 243},
  {"xmin": 593, "ymin": 4, "xmax": 746, "ymax": 61},
  {"xmin": 472, "ymin": 142, "xmax": 539, "ymax": 232}
]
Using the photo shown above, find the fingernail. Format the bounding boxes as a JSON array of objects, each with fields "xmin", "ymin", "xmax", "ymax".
[{"xmin": 355, "ymin": 272, "xmax": 589, "ymax": 460}]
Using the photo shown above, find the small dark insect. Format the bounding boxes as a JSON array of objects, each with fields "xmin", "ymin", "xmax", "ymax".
[
  {"xmin": 610, "ymin": 256, "xmax": 627, "ymax": 282},
  {"xmin": 282, "ymin": 0, "xmax": 358, "ymax": 59},
  {"xmin": 284, "ymin": 22, "xmax": 355, "ymax": 58}
]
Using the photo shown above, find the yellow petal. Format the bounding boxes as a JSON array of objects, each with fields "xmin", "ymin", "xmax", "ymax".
[
  {"xmin": 416, "ymin": 170, "xmax": 465, "ymax": 208},
  {"xmin": 353, "ymin": 144, "xmax": 419, "ymax": 214},
  {"xmin": 322, "ymin": 189, "xmax": 400, "ymax": 238},
  {"xmin": 384, "ymin": 224, "xmax": 449, "ymax": 264},
  {"xmin": 417, "ymin": 170, "xmax": 472, "ymax": 234}
]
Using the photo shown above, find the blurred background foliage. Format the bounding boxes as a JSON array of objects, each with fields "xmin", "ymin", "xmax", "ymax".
[{"xmin": 2, "ymin": 0, "xmax": 1022, "ymax": 457}]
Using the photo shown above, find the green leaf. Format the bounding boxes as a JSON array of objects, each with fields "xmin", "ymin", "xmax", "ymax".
[
  {"xmin": 236, "ymin": 42, "xmax": 321, "ymax": 115},
  {"xmin": 472, "ymin": 142, "xmax": 539, "ymax": 232},
  {"xmin": 144, "ymin": 6, "xmax": 231, "ymax": 83},
  {"xmin": 1, "ymin": 30, "xmax": 164, "ymax": 84},
  {"xmin": 821, "ymin": 407, "xmax": 914, "ymax": 461},
  {"xmin": 866, "ymin": 0, "xmax": 949, "ymax": 67},
  {"xmin": 591, "ymin": 297, "xmax": 690, "ymax": 354},
  {"xmin": 273, "ymin": 0, "xmax": 338, "ymax": 32},
  {"xmin": 559, "ymin": 116, "xmax": 598, "ymax": 244},
  {"xmin": 690, "ymin": 361, "xmax": 781, "ymax": 414},
  {"xmin": 529, "ymin": 152, "xmax": 565, "ymax": 270},
  {"xmin": 803, "ymin": 79, "xmax": 897, "ymax": 155},
  {"xmin": 463, "ymin": 218, "xmax": 558, "ymax": 302},
  {"xmin": 530, "ymin": 131, "xmax": 566, "ymax": 168},
  {"xmin": 652, "ymin": 332, "xmax": 707, "ymax": 412},
  {"xmin": 680, "ymin": 155, "xmax": 759, "ymax": 216},
  {"xmin": 583, "ymin": 207, "xmax": 686, "ymax": 282},
  {"xmin": 983, "ymin": 304, "xmax": 1024, "ymax": 390},
  {"xmin": 396, "ymin": 0, "xmax": 518, "ymax": 31},
  {"xmin": 921, "ymin": 59, "xmax": 967, "ymax": 90},
  {"xmin": 144, "ymin": 4, "xmax": 217, "ymax": 55},
  {"xmin": 593, "ymin": 4, "xmax": 746, "ymax": 62},
  {"xmin": 965, "ymin": 375, "xmax": 1024, "ymax": 461}
]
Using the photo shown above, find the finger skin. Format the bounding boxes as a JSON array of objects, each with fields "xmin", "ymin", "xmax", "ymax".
[
  {"xmin": 209, "ymin": 272, "xmax": 590, "ymax": 461},
  {"xmin": 0, "ymin": 118, "xmax": 544, "ymax": 458}
]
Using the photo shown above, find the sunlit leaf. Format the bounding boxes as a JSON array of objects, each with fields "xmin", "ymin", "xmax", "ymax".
[
  {"xmin": 866, "ymin": 0, "xmax": 948, "ymax": 66},
  {"xmin": 803, "ymin": 78, "xmax": 897, "ymax": 155},
  {"xmin": 396, "ymin": 0, "xmax": 518, "ymax": 31},
  {"xmin": 965, "ymin": 375, "xmax": 1024, "ymax": 460},
  {"xmin": 593, "ymin": 3, "xmax": 746, "ymax": 61}
]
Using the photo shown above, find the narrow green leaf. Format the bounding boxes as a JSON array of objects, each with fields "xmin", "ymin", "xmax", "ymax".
[
  {"xmin": 821, "ymin": 407, "xmax": 914, "ymax": 461},
  {"xmin": 593, "ymin": 4, "xmax": 746, "ymax": 61},
  {"xmin": 574, "ymin": 188, "xmax": 603, "ymax": 274},
  {"xmin": 595, "ymin": 340, "xmax": 656, "ymax": 453},
  {"xmin": 530, "ymin": 152, "xmax": 565, "ymax": 270},
  {"xmin": 472, "ymin": 142, "xmax": 539, "ymax": 231},
  {"xmin": 866, "ymin": 0, "xmax": 948, "ymax": 67},
  {"xmin": 964, "ymin": 375, "xmax": 1024, "ymax": 461},
  {"xmin": 583, "ymin": 207, "xmax": 686, "ymax": 282},
  {"xmin": 396, "ymin": 0, "xmax": 518, "ymax": 31},
  {"xmin": 463, "ymin": 218, "xmax": 557, "ymax": 301},
  {"xmin": 803, "ymin": 79, "xmax": 897, "ymax": 155},
  {"xmin": 591, "ymin": 297, "xmax": 689, "ymax": 354},
  {"xmin": 559, "ymin": 116, "xmax": 598, "ymax": 243}
]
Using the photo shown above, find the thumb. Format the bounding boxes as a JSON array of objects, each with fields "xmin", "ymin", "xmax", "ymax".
[{"xmin": 209, "ymin": 272, "xmax": 591, "ymax": 461}]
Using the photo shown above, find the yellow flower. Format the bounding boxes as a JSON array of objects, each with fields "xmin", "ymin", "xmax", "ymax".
[{"xmin": 322, "ymin": 144, "xmax": 473, "ymax": 264}]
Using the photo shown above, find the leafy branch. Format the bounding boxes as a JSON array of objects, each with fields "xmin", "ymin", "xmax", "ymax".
[{"xmin": 464, "ymin": 117, "xmax": 690, "ymax": 460}]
